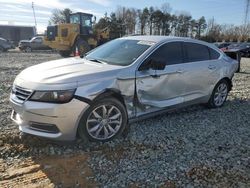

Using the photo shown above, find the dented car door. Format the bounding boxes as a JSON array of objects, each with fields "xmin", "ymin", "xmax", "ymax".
[{"xmin": 136, "ymin": 41, "xmax": 187, "ymax": 108}]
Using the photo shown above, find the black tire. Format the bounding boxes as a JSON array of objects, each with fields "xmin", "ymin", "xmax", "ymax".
[
  {"xmin": 207, "ymin": 79, "xmax": 229, "ymax": 108},
  {"xmin": 78, "ymin": 97, "xmax": 128, "ymax": 142},
  {"xmin": 25, "ymin": 46, "xmax": 32, "ymax": 52},
  {"xmin": 236, "ymin": 62, "xmax": 241, "ymax": 73},
  {"xmin": 75, "ymin": 38, "xmax": 90, "ymax": 56},
  {"xmin": 0, "ymin": 46, "xmax": 4, "ymax": 52},
  {"xmin": 59, "ymin": 50, "xmax": 71, "ymax": 57}
]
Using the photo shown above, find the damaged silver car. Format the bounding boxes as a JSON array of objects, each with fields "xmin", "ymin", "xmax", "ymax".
[{"xmin": 10, "ymin": 36, "xmax": 238, "ymax": 142}]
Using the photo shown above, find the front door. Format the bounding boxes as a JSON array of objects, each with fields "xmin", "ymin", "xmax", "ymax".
[
  {"xmin": 31, "ymin": 37, "xmax": 43, "ymax": 50},
  {"xmin": 136, "ymin": 41, "xmax": 187, "ymax": 109}
]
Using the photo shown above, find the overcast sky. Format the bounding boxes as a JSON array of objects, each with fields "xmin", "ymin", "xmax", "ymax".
[{"xmin": 0, "ymin": 0, "xmax": 246, "ymax": 33}]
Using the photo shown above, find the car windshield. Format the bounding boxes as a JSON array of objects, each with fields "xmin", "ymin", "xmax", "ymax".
[
  {"xmin": 0, "ymin": 37, "xmax": 7, "ymax": 41},
  {"xmin": 31, "ymin": 37, "xmax": 37, "ymax": 41},
  {"xmin": 218, "ymin": 43, "xmax": 230, "ymax": 48},
  {"xmin": 85, "ymin": 39, "xmax": 154, "ymax": 66},
  {"xmin": 228, "ymin": 43, "xmax": 240, "ymax": 49}
]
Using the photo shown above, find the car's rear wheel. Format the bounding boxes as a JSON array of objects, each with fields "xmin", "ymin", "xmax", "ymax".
[
  {"xmin": 0, "ymin": 47, "xmax": 4, "ymax": 52},
  {"xmin": 207, "ymin": 79, "xmax": 229, "ymax": 108},
  {"xmin": 78, "ymin": 97, "xmax": 127, "ymax": 142}
]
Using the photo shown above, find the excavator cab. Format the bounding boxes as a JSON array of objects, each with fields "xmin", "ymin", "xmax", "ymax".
[{"xmin": 69, "ymin": 12, "xmax": 94, "ymax": 35}]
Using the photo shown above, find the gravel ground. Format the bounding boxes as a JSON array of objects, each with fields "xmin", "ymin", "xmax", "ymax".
[{"xmin": 0, "ymin": 51, "xmax": 249, "ymax": 187}]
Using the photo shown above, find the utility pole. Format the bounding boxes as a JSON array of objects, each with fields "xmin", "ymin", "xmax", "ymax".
[
  {"xmin": 32, "ymin": 2, "xmax": 37, "ymax": 32},
  {"xmin": 244, "ymin": 0, "xmax": 250, "ymax": 26}
]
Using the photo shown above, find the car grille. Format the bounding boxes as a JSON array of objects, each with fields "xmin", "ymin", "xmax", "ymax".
[{"xmin": 12, "ymin": 85, "xmax": 33, "ymax": 103}]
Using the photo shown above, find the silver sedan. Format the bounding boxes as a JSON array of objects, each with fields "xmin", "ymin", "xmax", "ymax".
[{"xmin": 10, "ymin": 36, "xmax": 239, "ymax": 142}]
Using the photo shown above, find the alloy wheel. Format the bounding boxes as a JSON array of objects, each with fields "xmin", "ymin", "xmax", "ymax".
[
  {"xmin": 86, "ymin": 104, "xmax": 122, "ymax": 140},
  {"xmin": 214, "ymin": 82, "xmax": 228, "ymax": 106}
]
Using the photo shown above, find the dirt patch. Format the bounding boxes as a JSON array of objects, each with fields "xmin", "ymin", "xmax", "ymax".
[
  {"xmin": 187, "ymin": 165, "xmax": 250, "ymax": 187},
  {"xmin": 0, "ymin": 154, "xmax": 97, "ymax": 187}
]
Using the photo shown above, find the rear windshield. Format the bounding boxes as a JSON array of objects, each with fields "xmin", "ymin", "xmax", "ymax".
[{"xmin": 85, "ymin": 39, "xmax": 154, "ymax": 66}]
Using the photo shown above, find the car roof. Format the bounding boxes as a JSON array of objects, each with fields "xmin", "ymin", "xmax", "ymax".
[
  {"xmin": 121, "ymin": 35, "xmax": 217, "ymax": 49},
  {"xmin": 122, "ymin": 35, "xmax": 186, "ymax": 43}
]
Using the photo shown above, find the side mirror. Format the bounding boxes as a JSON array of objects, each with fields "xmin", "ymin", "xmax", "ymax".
[
  {"xmin": 151, "ymin": 60, "xmax": 166, "ymax": 70},
  {"xmin": 138, "ymin": 59, "xmax": 166, "ymax": 71},
  {"xmin": 138, "ymin": 59, "xmax": 153, "ymax": 71}
]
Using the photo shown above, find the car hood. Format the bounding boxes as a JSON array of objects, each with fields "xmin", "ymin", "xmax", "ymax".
[
  {"xmin": 14, "ymin": 57, "xmax": 124, "ymax": 90},
  {"xmin": 19, "ymin": 40, "xmax": 30, "ymax": 43}
]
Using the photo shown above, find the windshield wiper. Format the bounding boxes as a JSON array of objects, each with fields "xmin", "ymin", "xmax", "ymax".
[{"xmin": 86, "ymin": 58, "xmax": 106, "ymax": 64}]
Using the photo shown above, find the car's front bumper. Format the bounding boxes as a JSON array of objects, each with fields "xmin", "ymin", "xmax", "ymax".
[{"xmin": 10, "ymin": 98, "xmax": 89, "ymax": 141}]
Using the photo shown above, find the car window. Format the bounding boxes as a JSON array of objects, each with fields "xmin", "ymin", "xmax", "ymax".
[
  {"xmin": 85, "ymin": 39, "xmax": 153, "ymax": 66},
  {"xmin": 219, "ymin": 43, "xmax": 230, "ymax": 48},
  {"xmin": 228, "ymin": 43, "xmax": 240, "ymax": 49},
  {"xmin": 239, "ymin": 43, "xmax": 249, "ymax": 48},
  {"xmin": 33, "ymin": 38, "xmax": 42, "ymax": 43},
  {"xmin": 81, "ymin": 15, "xmax": 92, "ymax": 27},
  {"xmin": 185, "ymin": 42, "xmax": 210, "ymax": 62},
  {"xmin": 209, "ymin": 48, "xmax": 220, "ymax": 60},
  {"xmin": 148, "ymin": 42, "xmax": 183, "ymax": 66},
  {"xmin": 70, "ymin": 14, "xmax": 80, "ymax": 24}
]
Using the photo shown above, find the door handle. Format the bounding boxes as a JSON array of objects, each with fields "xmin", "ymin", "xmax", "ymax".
[
  {"xmin": 165, "ymin": 70, "xmax": 184, "ymax": 74},
  {"xmin": 176, "ymin": 70, "xmax": 184, "ymax": 73},
  {"xmin": 150, "ymin": 74, "xmax": 160, "ymax": 78},
  {"xmin": 208, "ymin": 65, "xmax": 216, "ymax": 70}
]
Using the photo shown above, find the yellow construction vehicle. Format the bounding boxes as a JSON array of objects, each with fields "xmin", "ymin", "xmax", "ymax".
[{"xmin": 44, "ymin": 12, "xmax": 109, "ymax": 57}]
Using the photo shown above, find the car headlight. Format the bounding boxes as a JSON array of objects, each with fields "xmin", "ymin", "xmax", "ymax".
[{"xmin": 29, "ymin": 89, "xmax": 75, "ymax": 103}]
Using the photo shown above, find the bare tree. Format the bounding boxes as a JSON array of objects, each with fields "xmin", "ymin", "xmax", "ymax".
[
  {"xmin": 124, "ymin": 8, "xmax": 137, "ymax": 34},
  {"xmin": 161, "ymin": 2, "xmax": 172, "ymax": 14},
  {"xmin": 100, "ymin": 3, "xmax": 250, "ymax": 42},
  {"xmin": 204, "ymin": 18, "xmax": 222, "ymax": 42},
  {"xmin": 138, "ymin": 8, "xmax": 149, "ymax": 35},
  {"xmin": 50, "ymin": 8, "xmax": 72, "ymax": 24}
]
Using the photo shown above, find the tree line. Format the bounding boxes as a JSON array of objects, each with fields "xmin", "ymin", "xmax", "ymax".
[
  {"xmin": 94, "ymin": 4, "xmax": 208, "ymax": 40},
  {"xmin": 50, "ymin": 4, "xmax": 250, "ymax": 42}
]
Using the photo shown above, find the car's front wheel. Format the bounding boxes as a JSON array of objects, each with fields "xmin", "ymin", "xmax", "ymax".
[
  {"xmin": 25, "ymin": 46, "xmax": 32, "ymax": 52},
  {"xmin": 78, "ymin": 97, "xmax": 128, "ymax": 142},
  {"xmin": 207, "ymin": 79, "xmax": 229, "ymax": 108}
]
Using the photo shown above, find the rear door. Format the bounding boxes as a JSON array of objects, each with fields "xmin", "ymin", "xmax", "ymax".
[{"xmin": 181, "ymin": 42, "xmax": 219, "ymax": 102}]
